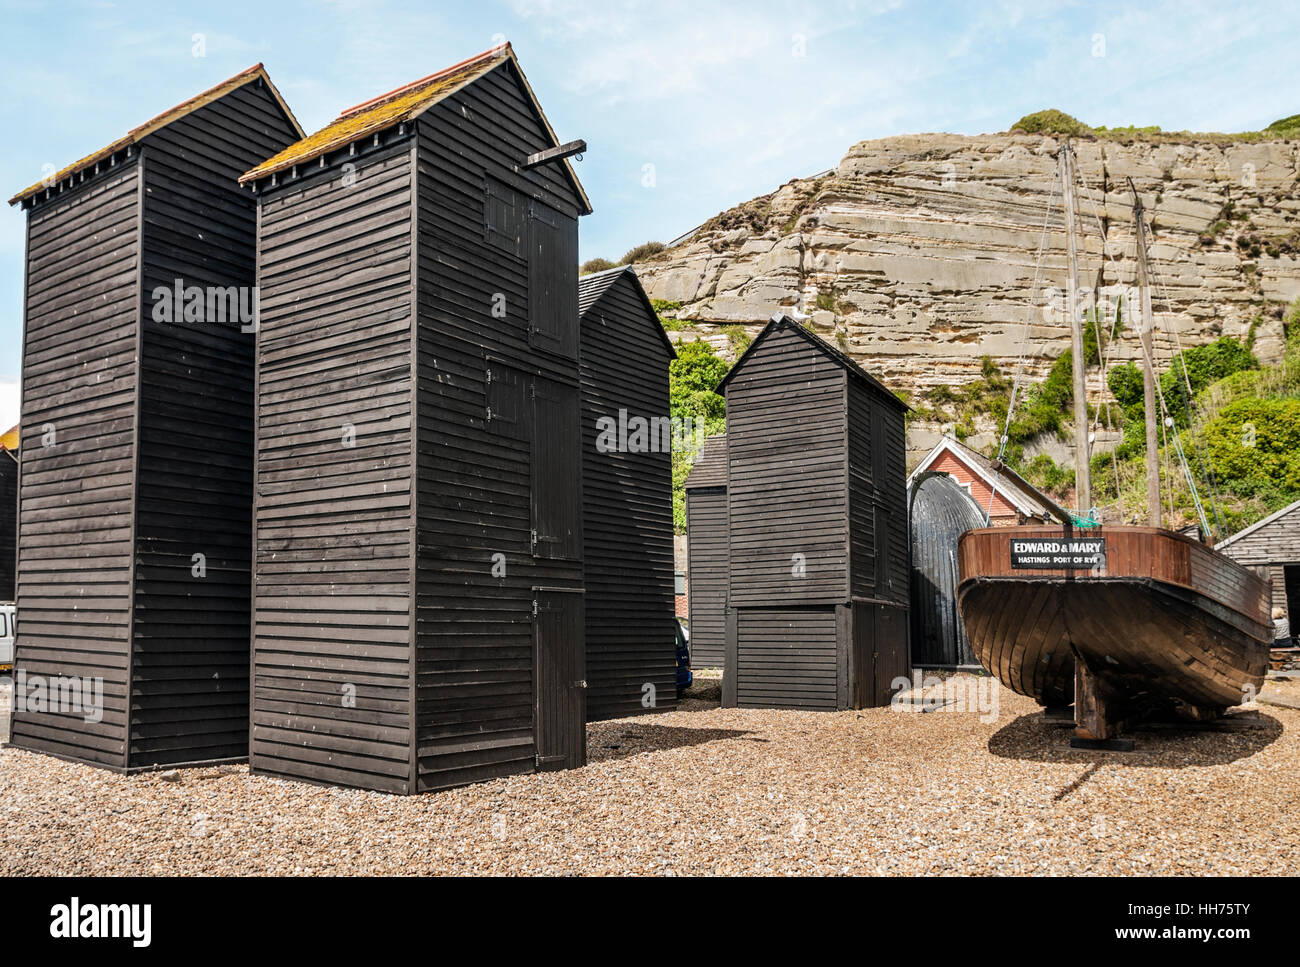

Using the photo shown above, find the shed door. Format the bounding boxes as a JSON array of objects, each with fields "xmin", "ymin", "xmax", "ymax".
[
  {"xmin": 527, "ymin": 201, "xmax": 578, "ymax": 359},
  {"xmin": 534, "ymin": 590, "xmax": 586, "ymax": 770},
  {"xmin": 531, "ymin": 375, "xmax": 582, "ymax": 560},
  {"xmin": 854, "ymin": 603, "xmax": 909, "ymax": 708},
  {"xmin": 872, "ymin": 604, "xmax": 908, "ymax": 706}
]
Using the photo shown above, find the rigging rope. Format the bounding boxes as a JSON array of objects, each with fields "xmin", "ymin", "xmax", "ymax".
[
  {"xmin": 985, "ymin": 164, "xmax": 1060, "ymax": 526},
  {"xmin": 1138, "ymin": 225, "xmax": 1228, "ymax": 536}
]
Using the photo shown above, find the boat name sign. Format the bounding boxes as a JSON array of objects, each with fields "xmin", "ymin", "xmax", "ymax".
[{"xmin": 1009, "ymin": 538, "xmax": 1106, "ymax": 570}]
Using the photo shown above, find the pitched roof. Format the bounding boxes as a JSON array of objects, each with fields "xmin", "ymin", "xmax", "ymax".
[
  {"xmin": 684, "ymin": 434, "xmax": 728, "ymax": 490},
  {"xmin": 907, "ymin": 435, "xmax": 1068, "ymax": 523},
  {"xmin": 1216, "ymin": 497, "xmax": 1300, "ymax": 550},
  {"xmin": 578, "ymin": 265, "xmax": 675, "ymax": 358},
  {"xmin": 239, "ymin": 44, "xmax": 590, "ymax": 213},
  {"xmin": 9, "ymin": 64, "xmax": 302, "ymax": 206},
  {"xmin": 716, "ymin": 314, "xmax": 909, "ymax": 411}
]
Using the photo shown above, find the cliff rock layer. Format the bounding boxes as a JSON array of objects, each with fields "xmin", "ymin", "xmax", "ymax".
[{"xmin": 639, "ymin": 133, "xmax": 1300, "ymax": 396}]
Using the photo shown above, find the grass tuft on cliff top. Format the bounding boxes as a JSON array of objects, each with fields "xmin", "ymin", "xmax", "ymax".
[{"xmin": 1011, "ymin": 109, "xmax": 1300, "ymax": 144}]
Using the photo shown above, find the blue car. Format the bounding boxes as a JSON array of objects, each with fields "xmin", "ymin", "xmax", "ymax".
[{"xmin": 675, "ymin": 618, "xmax": 692, "ymax": 691}]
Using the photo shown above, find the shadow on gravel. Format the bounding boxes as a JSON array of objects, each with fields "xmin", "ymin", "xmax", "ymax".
[
  {"xmin": 988, "ymin": 711, "xmax": 1283, "ymax": 768},
  {"xmin": 673, "ymin": 676, "xmax": 721, "ymax": 712},
  {"xmin": 588, "ymin": 723, "xmax": 751, "ymax": 763}
]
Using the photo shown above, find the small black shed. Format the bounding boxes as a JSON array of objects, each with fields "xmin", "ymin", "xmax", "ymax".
[
  {"xmin": 7, "ymin": 66, "xmax": 303, "ymax": 771},
  {"xmin": 241, "ymin": 45, "xmax": 591, "ymax": 794},
  {"xmin": 579, "ymin": 266, "xmax": 678, "ymax": 719},
  {"xmin": 909, "ymin": 472, "xmax": 984, "ymax": 667},
  {"xmin": 683, "ymin": 434, "xmax": 728, "ymax": 669},
  {"xmin": 717, "ymin": 316, "xmax": 910, "ymax": 711}
]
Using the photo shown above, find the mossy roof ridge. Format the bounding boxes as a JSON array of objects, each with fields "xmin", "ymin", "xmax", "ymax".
[{"xmin": 10, "ymin": 64, "xmax": 300, "ymax": 206}]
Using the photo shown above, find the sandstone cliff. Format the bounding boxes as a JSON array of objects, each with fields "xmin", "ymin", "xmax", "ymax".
[{"xmin": 640, "ymin": 132, "xmax": 1300, "ymax": 417}]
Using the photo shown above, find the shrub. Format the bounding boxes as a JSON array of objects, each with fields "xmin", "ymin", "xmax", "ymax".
[
  {"xmin": 669, "ymin": 339, "xmax": 728, "ymax": 422},
  {"xmin": 669, "ymin": 340, "xmax": 731, "ymax": 533},
  {"xmin": 721, "ymin": 325, "xmax": 752, "ymax": 356},
  {"xmin": 621, "ymin": 241, "xmax": 666, "ymax": 264},
  {"xmin": 580, "ymin": 257, "xmax": 616, "ymax": 275},
  {"xmin": 1160, "ymin": 336, "xmax": 1257, "ymax": 427},
  {"xmin": 1198, "ymin": 397, "xmax": 1300, "ymax": 506},
  {"xmin": 1022, "ymin": 453, "xmax": 1074, "ymax": 494},
  {"xmin": 1265, "ymin": 113, "xmax": 1300, "ymax": 135},
  {"xmin": 1011, "ymin": 110, "xmax": 1091, "ymax": 137}
]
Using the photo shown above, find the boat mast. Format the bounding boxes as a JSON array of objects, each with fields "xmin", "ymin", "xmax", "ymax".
[
  {"xmin": 1129, "ymin": 179, "xmax": 1161, "ymax": 528},
  {"xmin": 1060, "ymin": 142, "xmax": 1091, "ymax": 515}
]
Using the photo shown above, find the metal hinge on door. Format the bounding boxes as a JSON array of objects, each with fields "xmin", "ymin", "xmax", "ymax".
[
  {"xmin": 531, "ymin": 598, "xmax": 539, "ymax": 617},
  {"xmin": 570, "ymin": 680, "xmax": 588, "ymax": 689},
  {"xmin": 530, "ymin": 529, "xmax": 538, "ymax": 554}
]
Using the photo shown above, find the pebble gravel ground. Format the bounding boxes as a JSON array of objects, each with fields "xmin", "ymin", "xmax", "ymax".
[{"xmin": 1, "ymin": 673, "xmax": 1297, "ymax": 876}]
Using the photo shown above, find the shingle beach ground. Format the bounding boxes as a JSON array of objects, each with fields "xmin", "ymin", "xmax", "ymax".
[{"xmin": 2, "ymin": 673, "xmax": 1297, "ymax": 875}]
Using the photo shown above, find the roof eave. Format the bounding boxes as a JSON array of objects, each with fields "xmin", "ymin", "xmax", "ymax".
[
  {"xmin": 718, "ymin": 315, "xmax": 909, "ymax": 411},
  {"xmin": 1216, "ymin": 497, "xmax": 1300, "ymax": 549}
]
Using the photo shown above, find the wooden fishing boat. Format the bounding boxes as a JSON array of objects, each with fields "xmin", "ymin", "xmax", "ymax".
[{"xmin": 958, "ymin": 525, "xmax": 1271, "ymax": 739}]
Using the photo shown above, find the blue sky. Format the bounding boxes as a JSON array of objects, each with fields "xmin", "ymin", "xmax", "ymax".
[{"xmin": 2, "ymin": 0, "xmax": 1297, "ymax": 426}]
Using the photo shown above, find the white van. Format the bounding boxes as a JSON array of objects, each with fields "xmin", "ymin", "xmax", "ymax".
[{"xmin": 0, "ymin": 602, "xmax": 14, "ymax": 670}]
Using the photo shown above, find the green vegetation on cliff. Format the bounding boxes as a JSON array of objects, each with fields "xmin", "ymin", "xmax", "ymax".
[
  {"xmin": 914, "ymin": 299, "xmax": 1300, "ymax": 536},
  {"xmin": 1010, "ymin": 108, "xmax": 1300, "ymax": 144},
  {"xmin": 669, "ymin": 339, "xmax": 729, "ymax": 533}
]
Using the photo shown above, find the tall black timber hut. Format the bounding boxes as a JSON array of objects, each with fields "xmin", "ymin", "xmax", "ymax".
[
  {"xmin": 909, "ymin": 472, "xmax": 984, "ymax": 667},
  {"xmin": 578, "ymin": 266, "xmax": 678, "ymax": 719},
  {"xmin": 683, "ymin": 434, "xmax": 728, "ymax": 669},
  {"xmin": 717, "ymin": 317, "xmax": 910, "ymax": 711},
  {"xmin": 239, "ymin": 45, "xmax": 592, "ymax": 794},
  {"xmin": 6, "ymin": 66, "xmax": 303, "ymax": 771}
]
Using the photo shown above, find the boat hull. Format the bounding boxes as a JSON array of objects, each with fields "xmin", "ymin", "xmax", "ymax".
[{"xmin": 957, "ymin": 526, "xmax": 1271, "ymax": 714}]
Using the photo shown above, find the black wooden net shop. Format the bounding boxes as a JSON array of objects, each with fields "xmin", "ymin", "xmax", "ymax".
[
  {"xmin": 240, "ymin": 45, "xmax": 591, "ymax": 794},
  {"xmin": 717, "ymin": 316, "xmax": 910, "ymax": 711},
  {"xmin": 578, "ymin": 266, "xmax": 678, "ymax": 720},
  {"xmin": 7, "ymin": 66, "xmax": 303, "ymax": 771},
  {"xmin": 683, "ymin": 433, "xmax": 728, "ymax": 670}
]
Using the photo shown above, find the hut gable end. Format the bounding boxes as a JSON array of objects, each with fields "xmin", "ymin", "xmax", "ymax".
[
  {"xmin": 724, "ymin": 322, "xmax": 850, "ymax": 606},
  {"xmin": 240, "ymin": 45, "xmax": 589, "ymax": 216}
]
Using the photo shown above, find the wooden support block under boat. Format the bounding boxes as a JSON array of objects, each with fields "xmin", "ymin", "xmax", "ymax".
[
  {"xmin": 957, "ymin": 525, "xmax": 1272, "ymax": 724},
  {"xmin": 1073, "ymin": 653, "xmax": 1126, "ymax": 741}
]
